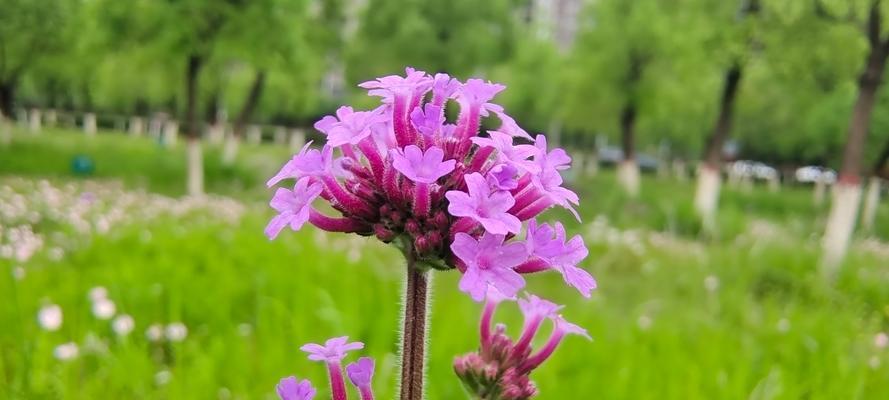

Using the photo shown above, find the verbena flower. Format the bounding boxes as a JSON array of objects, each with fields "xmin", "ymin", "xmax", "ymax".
[
  {"xmin": 277, "ymin": 377, "xmax": 316, "ymax": 400},
  {"xmin": 454, "ymin": 292, "xmax": 590, "ymax": 400},
  {"xmin": 278, "ymin": 337, "xmax": 376, "ymax": 400},
  {"xmin": 265, "ymin": 68, "xmax": 594, "ymax": 301}
]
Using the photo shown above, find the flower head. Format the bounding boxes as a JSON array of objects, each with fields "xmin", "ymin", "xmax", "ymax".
[
  {"xmin": 277, "ymin": 377, "xmax": 316, "ymax": 400},
  {"xmin": 266, "ymin": 68, "xmax": 590, "ymax": 302},
  {"xmin": 524, "ymin": 220, "xmax": 596, "ymax": 297},
  {"xmin": 300, "ymin": 336, "xmax": 364, "ymax": 363},
  {"xmin": 38, "ymin": 304, "xmax": 63, "ymax": 331}
]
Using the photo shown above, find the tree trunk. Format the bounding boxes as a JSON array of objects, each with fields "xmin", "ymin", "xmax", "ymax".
[
  {"xmin": 0, "ymin": 81, "xmax": 15, "ymax": 118},
  {"xmin": 0, "ymin": 112, "xmax": 10, "ymax": 146},
  {"xmin": 618, "ymin": 102, "xmax": 640, "ymax": 197},
  {"xmin": 860, "ymin": 176, "xmax": 882, "ymax": 233},
  {"xmin": 822, "ymin": 20, "xmax": 888, "ymax": 272},
  {"xmin": 185, "ymin": 54, "xmax": 205, "ymax": 196},
  {"xmin": 695, "ymin": 64, "xmax": 743, "ymax": 226},
  {"xmin": 232, "ymin": 70, "xmax": 266, "ymax": 139},
  {"xmin": 874, "ymin": 137, "xmax": 889, "ymax": 180}
]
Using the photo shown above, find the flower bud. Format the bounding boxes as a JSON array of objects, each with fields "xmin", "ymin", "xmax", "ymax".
[
  {"xmin": 374, "ymin": 224, "xmax": 396, "ymax": 243},
  {"xmin": 405, "ymin": 219, "xmax": 422, "ymax": 237}
]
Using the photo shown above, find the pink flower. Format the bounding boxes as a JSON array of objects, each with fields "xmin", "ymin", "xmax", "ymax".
[
  {"xmin": 472, "ymin": 131, "xmax": 539, "ymax": 173},
  {"xmin": 486, "ymin": 164, "xmax": 519, "ymax": 191},
  {"xmin": 522, "ymin": 220, "xmax": 596, "ymax": 297},
  {"xmin": 315, "ymin": 106, "xmax": 388, "ymax": 148},
  {"xmin": 446, "ymin": 173, "xmax": 522, "ymax": 235},
  {"xmin": 300, "ymin": 336, "xmax": 365, "ymax": 363},
  {"xmin": 390, "ymin": 145, "xmax": 456, "ymax": 184},
  {"xmin": 277, "ymin": 377, "xmax": 316, "ymax": 400},
  {"xmin": 452, "ymin": 232, "xmax": 528, "ymax": 301},
  {"xmin": 346, "ymin": 357, "xmax": 375, "ymax": 400},
  {"xmin": 265, "ymin": 178, "xmax": 324, "ymax": 239},
  {"xmin": 267, "ymin": 143, "xmax": 335, "ymax": 187}
]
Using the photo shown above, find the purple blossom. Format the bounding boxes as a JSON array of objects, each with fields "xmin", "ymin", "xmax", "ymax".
[
  {"xmin": 346, "ymin": 357, "xmax": 375, "ymax": 400},
  {"xmin": 446, "ymin": 173, "xmax": 522, "ymax": 235},
  {"xmin": 300, "ymin": 336, "xmax": 365, "ymax": 363},
  {"xmin": 524, "ymin": 220, "xmax": 596, "ymax": 297},
  {"xmin": 486, "ymin": 164, "xmax": 519, "ymax": 191},
  {"xmin": 315, "ymin": 106, "xmax": 388, "ymax": 148},
  {"xmin": 410, "ymin": 104, "xmax": 444, "ymax": 138},
  {"xmin": 266, "ymin": 68, "xmax": 592, "ymax": 305},
  {"xmin": 451, "ymin": 232, "xmax": 528, "ymax": 301},
  {"xmin": 518, "ymin": 294, "xmax": 563, "ymax": 323},
  {"xmin": 265, "ymin": 178, "xmax": 323, "ymax": 239},
  {"xmin": 472, "ymin": 131, "xmax": 539, "ymax": 173},
  {"xmin": 391, "ymin": 145, "xmax": 456, "ymax": 184},
  {"xmin": 276, "ymin": 377, "xmax": 316, "ymax": 400},
  {"xmin": 267, "ymin": 143, "xmax": 335, "ymax": 187}
]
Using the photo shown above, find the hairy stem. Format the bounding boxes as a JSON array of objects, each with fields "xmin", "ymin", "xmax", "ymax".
[{"xmin": 399, "ymin": 256, "xmax": 430, "ymax": 400}]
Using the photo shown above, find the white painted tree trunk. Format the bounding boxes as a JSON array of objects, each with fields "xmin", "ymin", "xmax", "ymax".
[
  {"xmin": 289, "ymin": 128, "xmax": 306, "ymax": 153},
  {"xmin": 861, "ymin": 177, "xmax": 882, "ymax": 233},
  {"xmin": 83, "ymin": 113, "xmax": 97, "ymax": 137},
  {"xmin": 813, "ymin": 177, "xmax": 828, "ymax": 206},
  {"xmin": 187, "ymin": 138, "xmax": 204, "ymax": 196},
  {"xmin": 149, "ymin": 117, "xmax": 163, "ymax": 139},
  {"xmin": 274, "ymin": 126, "xmax": 287, "ymax": 145},
  {"xmin": 767, "ymin": 176, "xmax": 780, "ymax": 192},
  {"xmin": 222, "ymin": 133, "xmax": 239, "ymax": 166},
  {"xmin": 694, "ymin": 165, "xmax": 721, "ymax": 231},
  {"xmin": 28, "ymin": 109, "xmax": 41, "ymax": 133},
  {"xmin": 822, "ymin": 182, "xmax": 863, "ymax": 273},
  {"xmin": 129, "ymin": 117, "xmax": 144, "ymax": 136},
  {"xmin": 207, "ymin": 123, "xmax": 225, "ymax": 144},
  {"xmin": 246, "ymin": 125, "xmax": 262, "ymax": 145},
  {"xmin": 573, "ymin": 152, "xmax": 585, "ymax": 178},
  {"xmin": 162, "ymin": 121, "xmax": 179, "ymax": 147},
  {"xmin": 46, "ymin": 109, "xmax": 57, "ymax": 127},
  {"xmin": 617, "ymin": 160, "xmax": 640, "ymax": 197}
]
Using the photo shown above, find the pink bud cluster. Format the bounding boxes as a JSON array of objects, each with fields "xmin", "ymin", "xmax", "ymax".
[
  {"xmin": 266, "ymin": 67, "xmax": 596, "ymax": 301},
  {"xmin": 454, "ymin": 291, "xmax": 590, "ymax": 400}
]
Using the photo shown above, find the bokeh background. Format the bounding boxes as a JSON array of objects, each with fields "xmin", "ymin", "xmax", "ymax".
[{"xmin": 3, "ymin": 0, "xmax": 889, "ymax": 398}]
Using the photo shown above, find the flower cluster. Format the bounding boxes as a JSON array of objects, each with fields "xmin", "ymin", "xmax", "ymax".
[
  {"xmin": 454, "ymin": 291, "xmax": 589, "ymax": 400},
  {"xmin": 266, "ymin": 68, "xmax": 595, "ymax": 301},
  {"xmin": 277, "ymin": 336, "xmax": 376, "ymax": 400}
]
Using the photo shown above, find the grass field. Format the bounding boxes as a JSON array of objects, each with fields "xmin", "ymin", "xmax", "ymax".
[{"xmin": 2, "ymin": 127, "xmax": 889, "ymax": 399}]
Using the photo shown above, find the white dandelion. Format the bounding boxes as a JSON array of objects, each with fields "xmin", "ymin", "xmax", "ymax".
[
  {"xmin": 91, "ymin": 298, "xmax": 116, "ymax": 320},
  {"xmin": 53, "ymin": 342, "xmax": 79, "ymax": 361},
  {"xmin": 112, "ymin": 314, "xmax": 135, "ymax": 336},
  {"xmin": 165, "ymin": 322, "xmax": 188, "ymax": 342}
]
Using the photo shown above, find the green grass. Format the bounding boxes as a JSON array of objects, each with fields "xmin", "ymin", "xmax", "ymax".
[{"xmin": 2, "ymin": 128, "xmax": 889, "ymax": 399}]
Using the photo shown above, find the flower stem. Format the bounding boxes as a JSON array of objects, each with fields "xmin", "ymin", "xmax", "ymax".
[{"xmin": 399, "ymin": 255, "xmax": 430, "ymax": 400}]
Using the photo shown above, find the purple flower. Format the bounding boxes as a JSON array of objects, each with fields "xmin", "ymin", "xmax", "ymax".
[
  {"xmin": 518, "ymin": 294, "xmax": 562, "ymax": 323},
  {"xmin": 277, "ymin": 377, "xmax": 316, "ymax": 400},
  {"xmin": 451, "ymin": 232, "xmax": 528, "ymax": 301},
  {"xmin": 300, "ymin": 336, "xmax": 365, "ymax": 363},
  {"xmin": 391, "ymin": 145, "xmax": 456, "ymax": 184},
  {"xmin": 267, "ymin": 143, "xmax": 335, "ymax": 187},
  {"xmin": 459, "ymin": 79, "xmax": 506, "ymax": 108},
  {"xmin": 530, "ymin": 135, "xmax": 579, "ymax": 218},
  {"xmin": 486, "ymin": 164, "xmax": 519, "ymax": 191},
  {"xmin": 315, "ymin": 106, "xmax": 388, "ymax": 148},
  {"xmin": 472, "ymin": 131, "xmax": 539, "ymax": 173},
  {"xmin": 446, "ymin": 173, "xmax": 522, "ymax": 235},
  {"xmin": 346, "ymin": 357, "xmax": 375, "ymax": 400},
  {"xmin": 410, "ymin": 104, "xmax": 444, "ymax": 138},
  {"xmin": 359, "ymin": 67, "xmax": 433, "ymax": 102},
  {"xmin": 265, "ymin": 177, "xmax": 324, "ymax": 239},
  {"xmin": 524, "ymin": 220, "xmax": 596, "ymax": 297}
]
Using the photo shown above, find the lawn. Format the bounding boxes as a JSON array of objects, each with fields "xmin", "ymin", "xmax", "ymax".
[{"xmin": 2, "ymin": 127, "xmax": 889, "ymax": 399}]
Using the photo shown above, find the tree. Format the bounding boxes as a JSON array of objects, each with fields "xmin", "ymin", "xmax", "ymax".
[
  {"xmin": 820, "ymin": 0, "xmax": 889, "ymax": 271},
  {"xmin": 0, "ymin": 0, "xmax": 71, "ymax": 117}
]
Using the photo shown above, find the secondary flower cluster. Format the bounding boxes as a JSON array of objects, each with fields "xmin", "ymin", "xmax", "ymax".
[
  {"xmin": 266, "ymin": 68, "xmax": 596, "ymax": 301},
  {"xmin": 454, "ymin": 291, "xmax": 589, "ymax": 400},
  {"xmin": 277, "ymin": 336, "xmax": 375, "ymax": 400}
]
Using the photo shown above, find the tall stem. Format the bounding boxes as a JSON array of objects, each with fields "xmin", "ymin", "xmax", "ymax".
[{"xmin": 399, "ymin": 256, "xmax": 430, "ymax": 400}]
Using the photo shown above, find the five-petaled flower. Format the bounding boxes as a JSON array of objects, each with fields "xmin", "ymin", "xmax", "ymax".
[{"xmin": 277, "ymin": 377, "xmax": 316, "ymax": 400}]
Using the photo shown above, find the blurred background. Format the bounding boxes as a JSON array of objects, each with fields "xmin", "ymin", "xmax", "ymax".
[{"xmin": 2, "ymin": 0, "xmax": 889, "ymax": 398}]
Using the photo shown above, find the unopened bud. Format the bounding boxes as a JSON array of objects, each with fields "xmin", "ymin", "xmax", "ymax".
[
  {"xmin": 405, "ymin": 219, "xmax": 422, "ymax": 237},
  {"xmin": 374, "ymin": 224, "xmax": 396, "ymax": 243}
]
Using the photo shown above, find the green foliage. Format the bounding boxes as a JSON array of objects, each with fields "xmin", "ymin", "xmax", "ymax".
[{"xmin": 2, "ymin": 130, "xmax": 889, "ymax": 398}]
